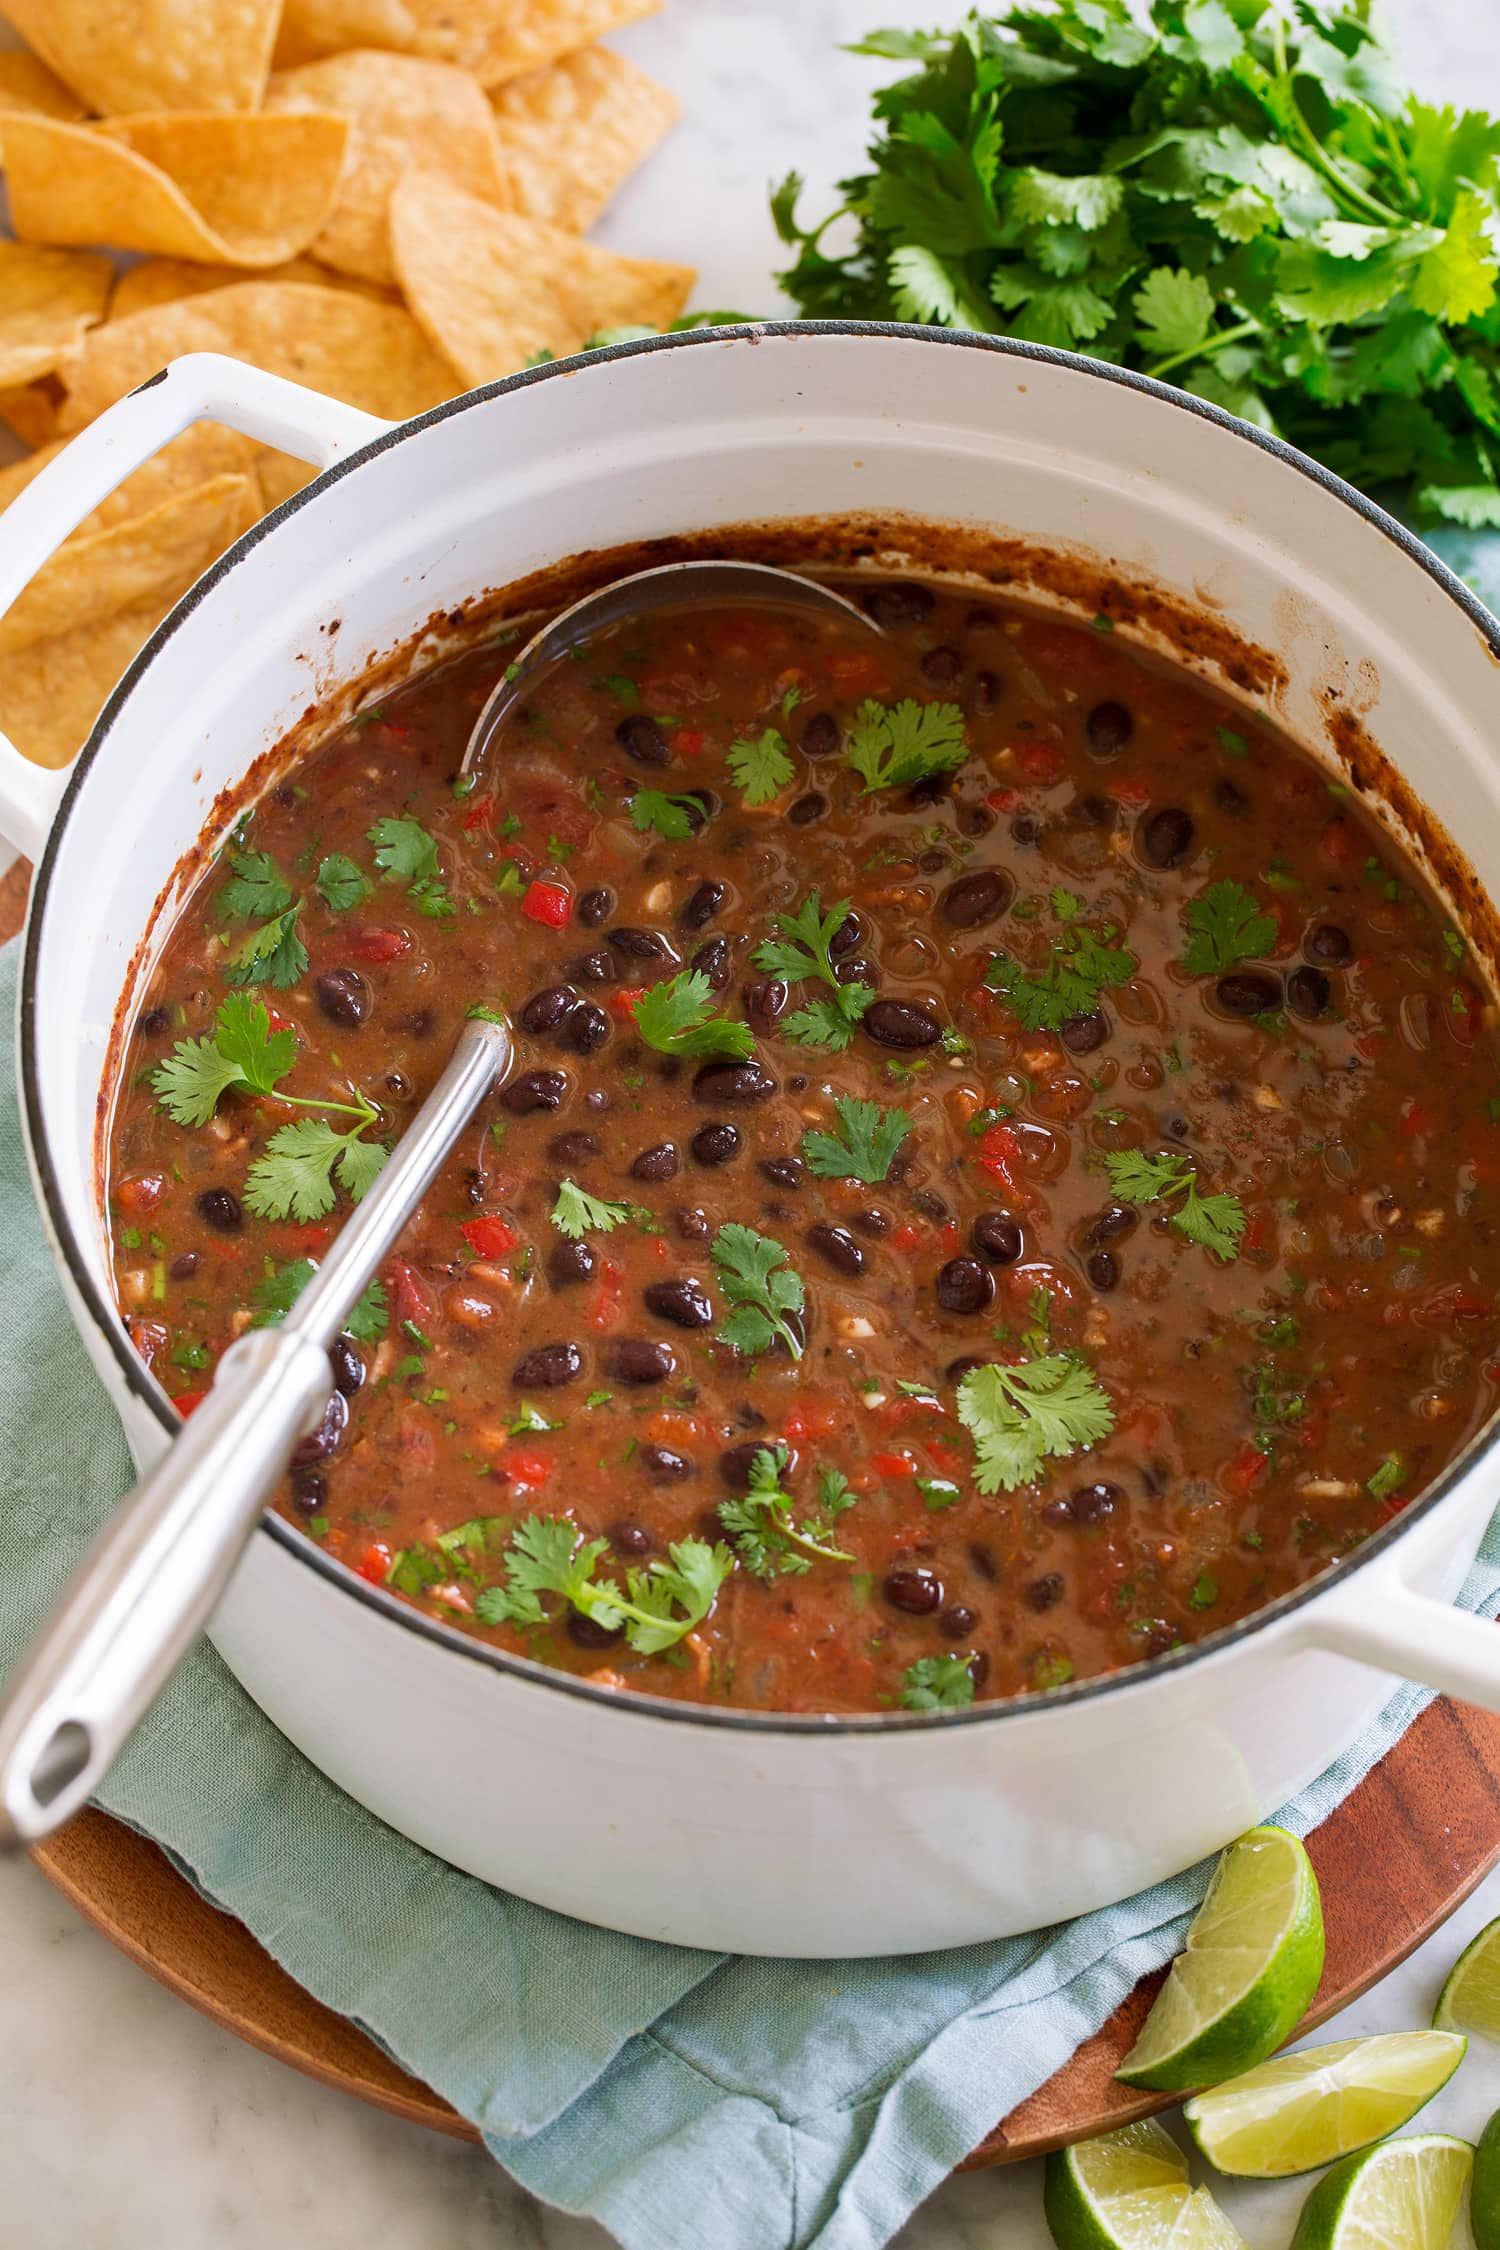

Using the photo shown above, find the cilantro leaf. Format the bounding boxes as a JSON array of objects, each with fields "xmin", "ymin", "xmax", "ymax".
[
  {"xmin": 244, "ymin": 1117, "xmax": 386, "ymax": 1223},
  {"xmin": 957, "ymin": 1356, "xmax": 1114, "ymax": 1495},
  {"xmin": 712, "ymin": 1223, "xmax": 805, "ymax": 1360},
  {"xmin": 250, "ymin": 1258, "xmax": 388, "ymax": 1341},
  {"xmin": 800, "ymin": 1095, "xmax": 912, "ymax": 1184},
  {"xmin": 752, "ymin": 890, "xmax": 874, "ymax": 1048},
  {"xmin": 629, "ymin": 789, "xmax": 706, "ymax": 840},
  {"xmin": 151, "ymin": 993, "xmax": 296, "ymax": 1125},
  {"xmin": 1103, "ymin": 1148, "xmax": 1246, "ymax": 1262},
  {"xmin": 1133, "ymin": 266, "xmax": 1216, "ymax": 358},
  {"xmin": 780, "ymin": 992, "xmax": 875, "ymax": 1052},
  {"xmin": 901, "ymin": 1654, "xmax": 977, "ymax": 1711},
  {"xmin": 223, "ymin": 903, "xmax": 308, "ymax": 990},
  {"xmin": 479, "ymin": 1515, "xmax": 732, "ymax": 1653},
  {"xmin": 315, "ymin": 853, "xmax": 374, "ymax": 912},
  {"xmin": 726, "ymin": 727, "xmax": 795, "ymax": 806},
  {"xmin": 368, "ymin": 815, "xmax": 453, "ymax": 918},
  {"xmin": 551, "ymin": 1178, "xmax": 635, "ymax": 1239},
  {"xmin": 220, "ymin": 849, "xmax": 293, "ymax": 922},
  {"xmin": 1181, "ymin": 879, "xmax": 1278, "ymax": 975},
  {"xmin": 630, "ymin": 970, "xmax": 755, "ymax": 1061},
  {"xmin": 844, "ymin": 697, "xmax": 968, "ymax": 793},
  {"xmin": 719, "ymin": 1446, "xmax": 856, "ymax": 1578},
  {"xmin": 984, "ymin": 894, "xmax": 1137, "ymax": 1030}
]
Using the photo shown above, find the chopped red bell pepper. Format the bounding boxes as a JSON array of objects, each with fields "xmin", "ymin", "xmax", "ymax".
[
  {"xmin": 357, "ymin": 1540, "xmax": 393, "ymax": 1585},
  {"xmin": 174, "ymin": 1390, "xmax": 208, "ymax": 1418},
  {"xmin": 461, "ymin": 1215, "xmax": 518, "ymax": 1259},
  {"xmin": 522, "ymin": 879, "xmax": 571, "ymax": 927},
  {"xmin": 676, "ymin": 728, "xmax": 706, "ymax": 757},
  {"xmin": 504, "ymin": 1447, "xmax": 553, "ymax": 1489},
  {"xmin": 344, "ymin": 925, "xmax": 412, "ymax": 964}
]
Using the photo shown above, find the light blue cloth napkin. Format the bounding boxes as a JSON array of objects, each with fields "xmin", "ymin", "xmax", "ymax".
[{"xmin": 3, "ymin": 903, "xmax": 1498, "ymax": 2250}]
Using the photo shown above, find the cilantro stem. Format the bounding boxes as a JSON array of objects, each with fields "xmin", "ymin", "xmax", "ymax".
[
  {"xmin": 1268, "ymin": 20, "xmax": 1405, "ymax": 230},
  {"xmin": 263, "ymin": 1091, "xmax": 378, "ymax": 1123},
  {"xmin": 1146, "ymin": 315, "xmax": 1262, "ymax": 383},
  {"xmin": 781, "ymin": 1522, "xmax": 853, "ymax": 1567}
]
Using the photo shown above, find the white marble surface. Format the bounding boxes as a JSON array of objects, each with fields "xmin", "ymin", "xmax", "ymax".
[{"xmin": 7, "ymin": 1, "xmax": 1500, "ymax": 2244}]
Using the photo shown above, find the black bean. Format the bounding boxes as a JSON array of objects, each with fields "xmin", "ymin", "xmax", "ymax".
[
  {"xmin": 565, "ymin": 1003, "xmax": 609, "ymax": 1055},
  {"xmin": 1024, "ymin": 1573, "xmax": 1065, "ymax": 1612},
  {"xmin": 1060, "ymin": 1009, "xmax": 1108, "ymax": 1055},
  {"xmin": 690, "ymin": 935, "xmax": 732, "ymax": 991},
  {"xmin": 577, "ymin": 886, "xmax": 614, "ymax": 928},
  {"xmin": 548, "ymin": 1131, "xmax": 598, "ymax": 1166},
  {"xmin": 741, "ymin": 978, "xmax": 788, "ymax": 1032},
  {"xmin": 1085, "ymin": 699, "xmax": 1134, "ymax": 758},
  {"xmin": 616, "ymin": 714, "xmax": 670, "ymax": 767},
  {"xmin": 610, "ymin": 1519, "xmax": 656, "ymax": 1554},
  {"xmin": 638, "ymin": 1445, "xmax": 695, "ymax": 1483},
  {"xmin": 290, "ymin": 1467, "xmax": 325, "ymax": 1514},
  {"xmin": 631, "ymin": 1141, "xmax": 679, "ymax": 1182},
  {"xmin": 138, "ymin": 1006, "xmax": 170, "ymax": 1038},
  {"xmin": 808, "ymin": 1223, "xmax": 864, "ymax": 1276},
  {"xmin": 571, "ymin": 948, "xmax": 616, "ymax": 984},
  {"xmin": 519, "ymin": 983, "xmax": 577, "ymax": 1035},
  {"xmin": 385, "ymin": 1070, "xmax": 412, "ymax": 1100},
  {"xmin": 921, "ymin": 644, "xmax": 963, "ymax": 688},
  {"xmin": 909, "ymin": 1188, "xmax": 950, "ymax": 1224},
  {"xmin": 502, "ymin": 1068, "xmax": 569, "ymax": 1114},
  {"xmin": 1288, "ymin": 965, "xmax": 1331, "ymax": 1020},
  {"xmin": 568, "ymin": 1609, "xmax": 624, "ymax": 1649},
  {"xmin": 694, "ymin": 1060, "xmax": 777, "ymax": 1103},
  {"xmin": 939, "ymin": 869, "xmax": 1012, "ymax": 928},
  {"xmin": 958, "ymin": 802, "xmax": 995, "ymax": 838},
  {"xmin": 394, "ymin": 1007, "xmax": 434, "ymax": 1038},
  {"xmin": 1086, "ymin": 1249, "xmax": 1120, "ymax": 1291},
  {"xmin": 1083, "ymin": 1202, "xmax": 1138, "ymax": 1248},
  {"xmin": 936, "ymin": 1255, "xmax": 995, "ymax": 1315},
  {"xmin": 675, "ymin": 792, "xmax": 713, "ymax": 835},
  {"xmin": 197, "ymin": 1187, "xmax": 242, "ymax": 1234},
  {"xmin": 674, "ymin": 1204, "xmax": 711, "ymax": 1241},
  {"xmin": 1140, "ymin": 806, "xmax": 1195, "ymax": 867},
  {"xmin": 1010, "ymin": 814, "xmax": 1040, "ymax": 846},
  {"xmin": 863, "ymin": 998, "xmax": 942, "ymax": 1049},
  {"xmin": 947, "ymin": 1356, "xmax": 990, "ymax": 1383},
  {"xmin": 1306, "ymin": 921, "xmax": 1352, "ymax": 966},
  {"xmin": 1216, "ymin": 970, "xmax": 1281, "ymax": 1017},
  {"xmin": 828, "ymin": 911, "xmax": 865, "ymax": 960},
  {"xmin": 971, "ymin": 1212, "xmax": 1022, "ymax": 1265},
  {"xmin": 799, "ymin": 710, "xmax": 841, "ymax": 758},
  {"xmin": 691, "ymin": 1121, "xmax": 741, "ymax": 1166},
  {"xmin": 884, "ymin": 1566, "xmax": 943, "ymax": 1615},
  {"xmin": 1071, "ymin": 1480, "xmax": 1123, "ymax": 1524},
  {"xmin": 851, "ymin": 1205, "xmax": 889, "ymax": 1236},
  {"xmin": 1076, "ymin": 791, "xmax": 1117, "ymax": 828},
  {"xmin": 546, "ymin": 1238, "xmax": 596, "ymax": 1289},
  {"xmin": 788, "ymin": 792, "xmax": 828, "ymax": 826},
  {"xmin": 167, "ymin": 1251, "xmax": 199, "ymax": 1281},
  {"xmin": 607, "ymin": 925, "xmax": 673, "ymax": 962},
  {"xmin": 906, "ymin": 772, "xmax": 953, "ymax": 810},
  {"xmin": 761, "ymin": 1157, "xmax": 804, "ymax": 1189},
  {"xmin": 681, "ymin": 879, "xmax": 726, "ymax": 931},
  {"xmin": 1213, "ymin": 777, "xmax": 1249, "ymax": 817},
  {"xmin": 644, "ymin": 1278, "xmax": 714, "ymax": 1329},
  {"xmin": 293, "ymin": 1388, "xmax": 348, "ymax": 1466},
  {"xmin": 314, "ymin": 967, "xmax": 370, "ymax": 1028},
  {"xmin": 864, "ymin": 580, "xmax": 934, "ymax": 627},
  {"xmin": 585, "ymin": 1089, "xmax": 612, "ymax": 1113},
  {"xmin": 606, "ymin": 1338, "xmax": 676, "ymax": 1385},
  {"xmin": 834, "ymin": 952, "xmax": 877, "ymax": 989},
  {"xmin": 973, "ymin": 670, "xmax": 1002, "ymax": 717},
  {"xmin": 512, "ymin": 1341, "xmax": 582, "ymax": 1388},
  {"xmin": 940, "ymin": 1604, "xmax": 978, "ymax": 1638}
]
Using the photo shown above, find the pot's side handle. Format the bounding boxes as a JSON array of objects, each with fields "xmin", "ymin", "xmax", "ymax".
[
  {"xmin": 0, "ymin": 352, "xmax": 392, "ymax": 864},
  {"xmin": 1302, "ymin": 1570, "xmax": 1500, "ymax": 1713}
]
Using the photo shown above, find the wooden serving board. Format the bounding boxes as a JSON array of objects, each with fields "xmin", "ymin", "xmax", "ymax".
[{"xmin": 9, "ymin": 854, "xmax": 1500, "ymax": 2166}]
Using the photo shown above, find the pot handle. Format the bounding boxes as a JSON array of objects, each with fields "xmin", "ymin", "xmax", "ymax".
[
  {"xmin": 1303, "ymin": 1567, "xmax": 1500, "ymax": 1712},
  {"xmin": 0, "ymin": 352, "xmax": 392, "ymax": 863}
]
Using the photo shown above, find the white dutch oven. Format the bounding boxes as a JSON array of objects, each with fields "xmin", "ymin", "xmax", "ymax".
[{"xmin": 5, "ymin": 325, "xmax": 1500, "ymax": 1957}]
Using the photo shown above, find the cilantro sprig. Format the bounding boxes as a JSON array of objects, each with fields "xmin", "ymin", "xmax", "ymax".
[
  {"xmin": 631, "ymin": 970, "xmax": 755, "ymax": 1061},
  {"xmin": 475, "ymin": 1515, "xmax": 733, "ymax": 1654},
  {"xmin": 901, "ymin": 1654, "xmax": 977, "ymax": 1711},
  {"xmin": 630, "ymin": 789, "xmax": 708, "ymax": 840},
  {"xmin": 800, "ymin": 1095, "xmax": 912, "ymax": 1184},
  {"xmin": 844, "ymin": 697, "xmax": 967, "ymax": 793},
  {"xmin": 1103, "ymin": 1149, "xmax": 1246, "ymax": 1262},
  {"xmin": 251, "ymin": 1259, "xmax": 388, "ymax": 1341},
  {"xmin": 369, "ymin": 815, "xmax": 453, "ymax": 919},
  {"xmin": 956, "ymin": 1356, "xmax": 1115, "ymax": 1494},
  {"xmin": 752, "ymin": 889, "xmax": 874, "ymax": 1050},
  {"xmin": 773, "ymin": 3, "xmax": 1500, "ymax": 532},
  {"xmin": 551, "ymin": 1179, "xmax": 636, "ymax": 1239},
  {"xmin": 718, "ymin": 1446, "xmax": 856, "ymax": 1577},
  {"xmin": 984, "ymin": 893, "xmax": 1136, "ymax": 1030},
  {"xmin": 727, "ymin": 727, "xmax": 796, "ymax": 806},
  {"xmin": 218, "ymin": 849, "xmax": 308, "ymax": 990},
  {"xmin": 1182, "ymin": 880, "xmax": 1278, "ymax": 975},
  {"xmin": 712, "ymin": 1223, "xmax": 806, "ymax": 1360},
  {"xmin": 315, "ymin": 853, "xmax": 374, "ymax": 912}
]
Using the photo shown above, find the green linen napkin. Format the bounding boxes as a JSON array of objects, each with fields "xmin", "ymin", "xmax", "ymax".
[{"xmin": 4, "ymin": 928, "xmax": 1499, "ymax": 2250}]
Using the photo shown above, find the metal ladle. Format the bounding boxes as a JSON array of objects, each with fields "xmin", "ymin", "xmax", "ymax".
[{"xmin": 0, "ymin": 560, "xmax": 879, "ymax": 1849}]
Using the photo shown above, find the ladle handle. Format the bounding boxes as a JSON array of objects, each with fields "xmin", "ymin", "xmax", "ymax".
[{"xmin": 0, "ymin": 1325, "xmax": 333, "ymax": 1847}]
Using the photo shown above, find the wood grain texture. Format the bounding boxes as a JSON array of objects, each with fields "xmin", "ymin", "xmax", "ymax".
[{"xmin": 9, "ymin": 861, "xmax": 1500, "ymax": 2167}]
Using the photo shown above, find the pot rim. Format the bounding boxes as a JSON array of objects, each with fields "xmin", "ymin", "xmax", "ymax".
[{"xmin": 21, "ymin": 317, "xmax": 1500, "ymax": 1738}]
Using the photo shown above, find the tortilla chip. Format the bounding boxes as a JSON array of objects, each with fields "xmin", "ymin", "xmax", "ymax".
[
  {"xmin": 0, "ymin": 381, "xmax": 60, "ymax": 448},
  {"xmin": 0, "ymin": 424, "xmax": 259, "ymax": 532},
  {"xmin": 0, "ymin": 472, "xmax": 261, "ymax": 658},
  {"xmin": 490, "ymin": 47, "xmax": 678, "ymax": 233},
  {"xmin": 56, "ymin": 281, "xmax": 461, "ymax": 432},
  {"xmin": 0, "ymin": 476, "xmax": 264, "ymax": 768},
  {"xmin": 266, "ymin": 50, "xmax": 507, "ymax": 286},
  {"xmin": 109, "ymin": 254, "xmax": 394, "ymax": 320},
  {"xmin": 276, "ymin": 0, "xmax": 660, "ymax": 87},
  {"xmin": 0, "ymin": 51, "xmax": 88, "ymax": 141},
  {"xmin": 0, "ymin": 242, "xmax": 113, "ymax": 389},
  {"xmin": 6, "ymin": 112, "xmax": 349, "ymax": 268},
  {"xmin": 0, "ymin": 0, "xmax": 282, "ymax": 115},
  {"xmin": 390, "ymin": 174, "xmax": 694, "ymax": 388}
]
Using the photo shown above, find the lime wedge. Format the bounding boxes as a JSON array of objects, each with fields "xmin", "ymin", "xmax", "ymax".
[
  {"xmin": 1116, "ymin": 1826, "xmax": 1324, "ymax": 2093},
  {"xmin": 1184, "ymin": 2029, "xmax": 1466, "ymax": 2178},
  {"xmin": 1288, "ymin": 2132, "xmax": 1472, "ymax": 2250},
  {"xmin": 1435, "ymin": 1911, "xmax": 1500, "ymax": 2038},
  {"xmin": 1043, "ymin": 2120, "xmax": 1247, "ymax": 2250},
  {"xmin": 1473, "ymin": 2106, "xmax": 1500, "ymax": 2250}
]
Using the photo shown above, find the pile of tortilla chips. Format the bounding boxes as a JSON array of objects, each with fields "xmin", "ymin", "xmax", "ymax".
[{"xmin": 0, "ymin": 0, "xmax": 691, "ymax": 777}]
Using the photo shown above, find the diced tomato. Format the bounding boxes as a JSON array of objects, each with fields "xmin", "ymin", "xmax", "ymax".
[
  {"xmin": 939, "ymin": 1219, "xmax": 962, "ymax": 1247},
  {"xmin": 826, "ymin": 650, "xmax": 885, "ymax": 693},
  {"xmin": 284, "ymin": 1222, "xmax": 334, "ymax": 1255},
  {"xmin": 384, "ymin": 1256, "xmax": 436, "ymax": 1332},
  {"xmin": 869, "ymin": 1451, "xmax": 915, "ymax": 1479},
  {"xmin": 1222, "ymin": 1443, "xmax": 1269, "ymax": 1498},
  {"xmin": 367, "ymin": 720, "xmax": 411, "ymax": 751},
  {"xmin": 462, "ymin": 797, "xmax": 494, "ymax": 832},
  {"xmin": 676, "ymin": 728, "xmax": 706, "ymax": 757},
  {"xmin": 114, "ymin": 1171, "xmax": 167, "ymax": 1215},
  {"xmin": 357, "ymin": 1540, "xmax": 393, "ymax": 1585},
  {"xmin": 344, "ymin": 925, "xmax": 412, "ymax": 964},
  {"xmin": 262, "ymin": 1004, "xmax": 295, "ymax": 1034},
  {"xmin": 461, "ymin": 1215, "xmax": 518, "ymax": 1259},
  {"xmin": 522, "ymin": 879, "xmax": 571, "ymax": 927},
  {"xmin": 1400, "ymin": 1097, "xmax": 1436, "ymax": 1139},
  {"xmin": 609, "ymin": 987, "xmax": 641, "ymax": 1021},
  {"xmin": 504, "ymin": 1447, "xmax": 553, "ymax": 1489},
  {"xmin": 173, "ymin": 1390, "xmax": 208, "ymax": 1418},
  {"xmin": 1014, "ymin": 742, "xmax": 1062, "ymax": 783},
  {"xmin": 986, "ymin": 787, "xmax": 1019, "ymax": 811},
  {"xmin": 891, "ymin": 1222, "xmax": 925, "ymax": 1253},
  {"xmin": 1111, "ymin": 777, "xmax": 1151, "ymax": 808},
  {"xmin": 590, "ymin": 1259, "xmax": 623, "ymax": 1331},
  {"xmin": 1242, "ymin": 1213, "xmax": 1273, "ymax": 1257},
  {"xmin": 977, "ymin": 1121, "xmax": 1026, "ymax": 1201},
  {"xmin": 782, "ymin": 1396, "xmax": 842, "ymax": 1443}
]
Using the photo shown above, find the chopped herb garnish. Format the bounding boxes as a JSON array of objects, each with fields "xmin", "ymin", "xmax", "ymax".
[
  {"xmin": 1103, "ymin": 1148, "xmax": 1246, "ymax": 1262},
  {"xmin": 718, "ymin": 1446, "xmax": 856, "ymax": 1577},
  {"xmin": 844, "ymin": 697, "xmax": 967, "ymax": 793},
  {"xmin": 901, "ymin": 1653, "xmax": 976, "ymax": 1711},
  {"xmin": 1182, "ymin": 880, "xmax": 1278, "ymax": 976},
  {"xmin": 368, "ymin": 815, "xmax": 453, "ymax": 918},
  {"xmin": 250, "ymin": 1258, "xmax": 389, "ymax": 1340},
  {"xmin": 1367, "ymin": 1454, "xmax": 1405, "ymax": 1502},
  {"xmin": 916, "ymin": 1475, "xmax": 962, "ymax": 1511},
  {"xmin": 957, "ymin": 1355, "xmax": 1114, "ymax": 1495},
  {"xmin": 551, "ymin": 1178, "xmax": 636, "ymax": 1239},
  {"xmin": 630, "ymin": 970, "xmax": 755, "ymax": 1061},
  {"xmin": 800, "ymin": 1094, "xmax": 912, "ymax": 1184},
  {"xmin": 1188, "ymin": 1572, "xmax": 1220, "ymax": 1611},
  {"xmin": 475, "ymin": 1515, "xmax": 733, "ymax": 1653},
  {"xmin": 245, "ymin": 1112, "xmax": 388, "ymax": 1223},
  {"xmin": 152, "ymin": 992, "xmax": 295, "ymax": 1125},
  {"xmin": 984, "ymin": 894, "xmax": 1136, "ymax": 1031},
  {"xmin": 712, "ymin": 1223, "xmax": 805, "ymax": 1360},
  {"xmin": 629, "ymin": 789, "xmax": 707, "ymax": 841},
  {"xmin": 753, "ymin": 889, "xmax": 873, "ymax": 1050},
  {"xmin": 726, "ymin": 726, "xmax": 795, "ymax": 806},
  {"xmin": 315, "ymin": 853, "xmax": 374, "ymax": 912}
]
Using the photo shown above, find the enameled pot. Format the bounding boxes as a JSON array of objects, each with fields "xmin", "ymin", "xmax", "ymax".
[{"xmin": 6, "ymin": 325, "xmax": 1500, "ymax": 1956}]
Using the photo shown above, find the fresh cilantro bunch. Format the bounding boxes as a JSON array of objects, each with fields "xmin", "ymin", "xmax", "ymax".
[
  {"xmin": 775, "ymin": 2, "xmax": 1500, "ymax": 528},
  {"xmin": 753, "ymin": 890, "xmax": 874, "ymax": 1049},
  {"xmin": 475, "ymin": 1516, "xmax": 734, "ymax": 1654},
  {"xmin": 718, "ymin": 1445, "xmax": 857, "ymax": 1576},
  {"xmin": 1104, "ymin": 1147, "xmax": 1246, "ymax": 1260},
  {"xmin": 800, "ymin": 1093, "xmax": 912, "ymax": 1183},
  {"xmin": 956, "ymin": 1354, "xmax": 1114, "ymax": 1492}
]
